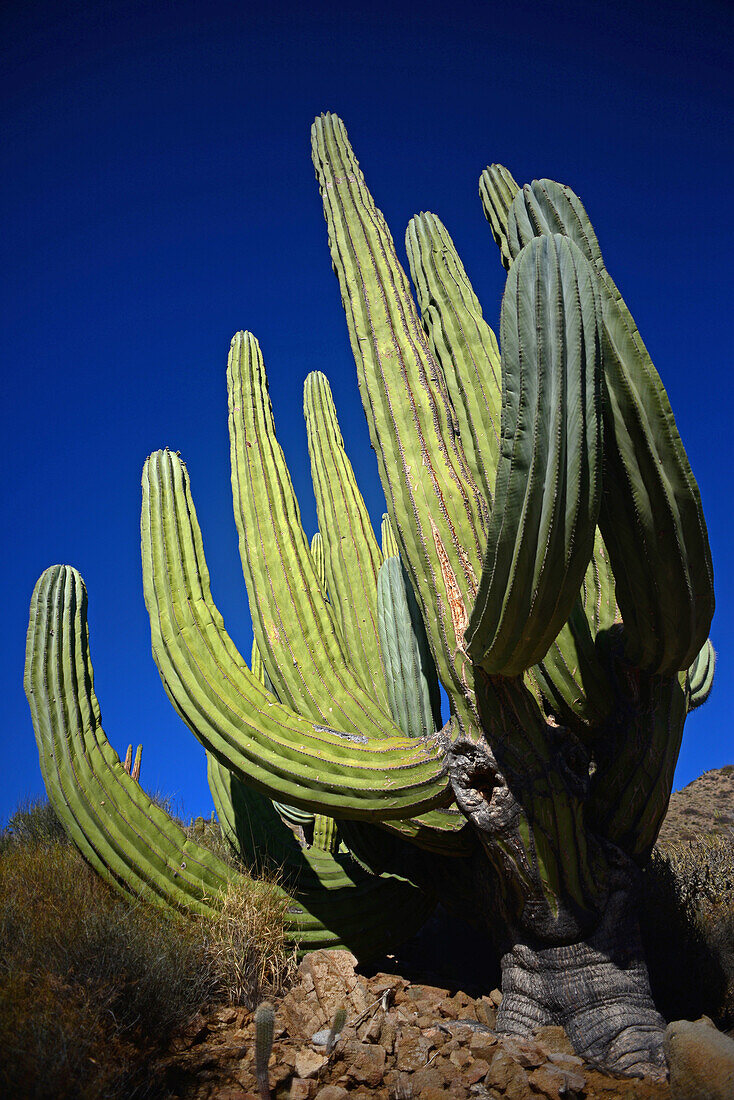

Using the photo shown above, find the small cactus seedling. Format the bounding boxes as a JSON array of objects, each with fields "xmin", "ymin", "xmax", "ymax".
[
  {"xmin": 326, "ymin": 1005, "xmax": 347, "ymax": 1055},
  {"xmin": 254, "ymin": 1001, "xmax": 275, "ymax": 1100}
]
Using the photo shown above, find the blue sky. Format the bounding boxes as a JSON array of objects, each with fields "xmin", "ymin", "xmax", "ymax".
[{"xmin": 3, "ymin": 0, "xmax": 732, "ymax": 825}]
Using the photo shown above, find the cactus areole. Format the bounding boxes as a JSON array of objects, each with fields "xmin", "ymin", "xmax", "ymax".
[{"xmin": 25, "ymin": 115, "xmax": 715, "ymax": 1079}]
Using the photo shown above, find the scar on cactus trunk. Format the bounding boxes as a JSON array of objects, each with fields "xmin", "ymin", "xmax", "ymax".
[{"xmin": 24, "ymin": 114, "xmax": 715, "ymax": 1082}]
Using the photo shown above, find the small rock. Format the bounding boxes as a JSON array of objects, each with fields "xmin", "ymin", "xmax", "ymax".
[
  {"xmin": 484, "ymin": 1047, "xmax": 530, "ymax": 1093},
  {"xmin": 396, "ymin": 1028, "xmax": 432, "ymax": 1072},
  {"xmin": 294, "ymin": 1049, "xmax": 326, "ymax": 1079},
  {"xmin": 288, "ymin": 1080, "xmax": 315, "ymax": 1100},
  {"xmin": 528, "ymin": 1062, "xmax": 586, "ymax": 1099},
  {"xmin": 313, "ymin": 1088, "xmax": 349, "ymax": 1100},
  {"xmin": 216, "ymin": 1007, "xmax": 239, "ymax": 1025},
  {"xmin": 664, "ymin": 1017, "xmax": 734, "ymax": 1100},
  {"xmin": 463, "ymin": 1057, "xmax": 490, "ymax": 1084},
  {"xmin": 489, "ymin": 988, "xmax": 503, "ymax": 1007},
  {"xmin": 475, "ymin": 997, "xmax": 498, "ymax": 1029},
  {"xmin": 535, "ymin": 1024, "xmax": 575, "ymax": 1057},
  {"xmin": 342, "ymin": 1040, "xmax": 386, "ymax": 1087}
]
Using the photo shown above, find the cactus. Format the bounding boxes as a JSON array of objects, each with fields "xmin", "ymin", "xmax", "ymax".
[
  {"xmin": 24, "ymin": 114, "xmax": 715, "ymax": 1079},
  {"xmin": 254, "ymin": 1001, "xmax": 275, "ymax": 1100},
  {"xmin": 326, "ymin": 1005, "xmax": 347, "ymax": 1055}
]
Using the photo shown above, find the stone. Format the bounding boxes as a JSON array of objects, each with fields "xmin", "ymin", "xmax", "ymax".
[
  {"xmin": 501, "ymin": 1036, "xmax": 546, "ymax": 1068},
  {"xmin": 484, "ymin": 1047, "xmax": 530, "ymax": 1094},
  {"xmin": 294, "ymin": 1049, "xmax": 326, "ymax": 1079},
  {"xmin": 409, "ymin": 1065, "xmax": 446, "ymax": 1093},
  {"xmin": 535, "ymin": 1024, "xmax": 576, "ymax": 1057},
  {"xmin": 469, "ymin": 1029, "xmax": 498, "ymax": 1060},
  {"xmin": 395, "ymin": 1027, "xmax": 432, "ymax": 1072},
  {"xmin": 313, "ymin": 1088, "xmax": 349, "ymax": 1100},
  {"xmin": 475, "ymin": 997, "xmax": 498, "ymax": 1029},
  {"xmin": 288, "ymin": 1080, "xmax": 315, "ymax": 1100},
  {"xmin": 528, "ymin": 1062, "xmax": 586, "ymax": 1099},
  {"xmin": 342, "ymin": 1040, "xmax": 386, "ymax": 1087},
  {"xmin": 298, "ymin": 950, "xmax": 370, "ymax": 1022},
  {"xmin": 664, "ymin": 1017, "xmax": 734, "ymax": 1100},
  {"xmin": 489, "ymin": 988, "xmax": 503, "ymax": 1007},
  {"xmin": 463, "ymin": 1057, "xmax": 490, "ymax": 1084}
]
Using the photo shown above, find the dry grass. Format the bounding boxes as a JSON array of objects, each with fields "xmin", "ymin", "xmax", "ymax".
[
  {"xmin": 641, "ymin": 831, "xmax": 734, "ymax": 1027},
  {"xmin": 0, "ymin": 797, "xmax": 295, "ymax": 1098}
]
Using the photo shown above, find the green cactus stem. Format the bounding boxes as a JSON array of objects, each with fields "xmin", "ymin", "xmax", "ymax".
[{"xmin": 254, "ymin": 1001, "xmax": 275, "ymax": 1100}]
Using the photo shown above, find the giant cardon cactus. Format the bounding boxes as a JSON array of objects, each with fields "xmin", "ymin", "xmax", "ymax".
[{"xmin": 24, "ymin": 114, "xmax": 715, "ymax": 1078}]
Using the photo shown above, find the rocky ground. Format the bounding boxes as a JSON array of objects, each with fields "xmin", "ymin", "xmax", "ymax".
[
  {"xmin": 159, "ymin": 767, "xmax": 734, "ymax": 1100},
  {"xmin": 161, "ymin": 951, "xmax": 671, "ymax": 1100}
]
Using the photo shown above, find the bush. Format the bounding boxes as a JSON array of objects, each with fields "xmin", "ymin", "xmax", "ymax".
[
  {"xmin": 0, "ymin": 798, "xmax": 295, "ymax": 1098},
  {"xmin": 641, "ymin": 832, "xmax": 734, "ymax": 1027}
]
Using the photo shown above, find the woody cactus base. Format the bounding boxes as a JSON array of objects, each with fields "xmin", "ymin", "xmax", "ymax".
[{"xmin": 25, "ymin": 115, "xmax": 715, "ymax": 1079}]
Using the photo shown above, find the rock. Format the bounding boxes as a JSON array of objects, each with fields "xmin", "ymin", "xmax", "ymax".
[
  {"xmin": 469, "ymin": 1030, "xmax": 498, "ymax": 1061},
  {"xmin": 341, "ymin": 1040, "xmax": 386, "ymax": 1087},
  {"xmin": 294, "ymin": 1049, "xmax": 326, "ymax": 1079},
  {"xmin": 313, "ymin": 1088, "xmax": 349, "ymax": 1100},
  {"xmin": 535, "ymin": 1024, "xmax": 576, "ymax": 1057},
  {"xmin": 484, "ymin": 1047, "xmax": 530, "ymax": 1093},
  {"xmin": 298, "ymin": 950, "xmax": 370, "ymax": 1021},
  {"xmin": 664, "ymin": 1017, "xmax": 734, "ymax": 1100},
  {"xmin": 288, "ymin": 1080, "xmax": 315, "ymax": 1100},
  {"xmin": 475, "ymin": 996, "xmax": 498, "ymax": 1028},
  {"xmin": 395, "ymin": 1027, "xmax": 432, "ymax": 1072},
  {"xmin": 528, "ymin": 1062, "xmax": 586, "ymax": 1099},
  {"xmin": 489, "ymin": 988, "xmax": 503, "ymax": 1007}
]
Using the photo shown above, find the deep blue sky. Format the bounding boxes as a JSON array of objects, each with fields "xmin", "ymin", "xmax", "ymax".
[{"xmin": 3, "ymin": 0, "xmax": 732, "ymax": 826}]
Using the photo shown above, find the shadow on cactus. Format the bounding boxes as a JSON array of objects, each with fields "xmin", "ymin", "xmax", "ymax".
[{"xmin": 24, "ymin": 114, "xmax": 715, "ymax": 1080}]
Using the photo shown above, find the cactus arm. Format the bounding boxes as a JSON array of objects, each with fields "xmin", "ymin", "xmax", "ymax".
[
  {"xmin": 380, "ymin": 512, "xmax": 399, "ymax": 559},
  {"xmin": 588, "ymin": 669, "xmax": 688, "ymax": 863},
  {"xmin": 303, "ymin": 370, "xmax": 389, "ymax": 708},
  {"xmin": 25, "ymin": 565, "xmax": 241, "ymax": 914},
  {"xmin": 479, "ymin": 163, "xmax": 521, "ymax": 271},
  {"xmin": 406, "ymin": 211, "xmax": 502, "ymax": 508},
  {"xmin": 687, "ymin": 638, "xmax": 715, "ymax": 710},
  {"xmin": 506, "ymin": 179, "xmax": 714, "ymax": 673},
  {"xmin": 229, "ymin": 332, "xmax": 396, "ymax": 737},
  {"xmin": 141, "ymin": 448, "xmax": 451, "ymax": 819},
  {"xmin": 377, "ymin": 556, "xmax": 442, "ymax": 739},
  {"xmin": 466, "ymin": 234, "xmax": 603, "ymax": 676},
  {"xmin": 310, "ymin": 532, "xmax": 328, "ymax": 593},
  {"xmin": 311, "ymin": 112, "xmax": 484, "ymax": 721}
]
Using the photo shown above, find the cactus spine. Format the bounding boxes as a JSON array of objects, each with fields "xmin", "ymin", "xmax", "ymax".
[{"xmin": 25, "ymin": 114, "xmax": 715, "ymax": 1078}]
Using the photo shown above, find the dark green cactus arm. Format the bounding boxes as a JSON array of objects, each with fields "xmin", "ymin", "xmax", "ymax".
[
  {"xmin": 141, "ymin": 448, "xmax": 452, "ymax": 819},
  {"xmin": 687, "ymin": 638, "xmax": 715, "ymax": 711},
  {"xmin": 466, "ymin": 234, "xmax": 603, "ymax": 676},
  {"xmin": 311, "ymin": 112, "xmax": 484, "ymax": 723},
  {"xmin": 588, "ymin": 670, "xmax": 688, "ymax": 863},
  {"xmin": 304, "ymin": 370, "xmax": 389, "ymax": 708},
  {"xmin": 506, "ymin": 179, "xmax": 714, "ymax": 673},
  {"xmin": 377, "ymin": 556, "xmax": 442, "ymax": 739},
  {"xmin": 478, "ymin": 163, "xmax": 520, "ymax": 271},
  {"xmin": 25, "ymin": 565, "xmax": 240, "ymax": 914},
  {"xmin": 532, "ymin": 531, "xmax": 619, "ymax": 732},
  {"xmin": 229, "ymin": 332, "xmax": 395, "ymax": 737},
  {"xmin": 406, "ymin": 211, "xmax": 502, "ymax": 508}
]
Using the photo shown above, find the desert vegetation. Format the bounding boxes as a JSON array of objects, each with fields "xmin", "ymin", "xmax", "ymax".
[{"xmin": 0, "ymin": 797, "xmax": 295, "ymax": 1099}]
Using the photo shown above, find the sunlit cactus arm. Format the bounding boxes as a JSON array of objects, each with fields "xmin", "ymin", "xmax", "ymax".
[
  {"xmin": 687, "ymin": 638, "xmax": 715, "ymax": 710},
  {"xmin": 311, "ymin": 112, "xmax": 485, "ymax": 723},
  {"xmin": 466, "ymin": 233, "xmax": 603, "ymax": 676},
  {"xmin": 478, "ymin": 163, "xmax": 520, "ymax": 270},
  {"xmin": 25, "ymin": 565, "xmax": 241, "ymax": 914},
  {"xmin": 406, "ymin": 211, "xmax": 502, "ymax": 508},
  {"xmin": 229, "ymin": 332, "xmax": 394, "ymax": 737},
  {"xmin": 380, "ymin": 513, "xmax": 399, "ymax": 559},
  {"xmin": 505, "ymin": 178, "xmax": 714, "ymax": 673},
  {"xmin": 304, "ymin": 370, "xmax": 389, "ymax": 708},
  {"xmin": 310, "ymin": 531, "xmax": 328, "ymax": 593},
  {"xmin": 141, "ymin": 448, "xmax": 451, "ymax": 819}
]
